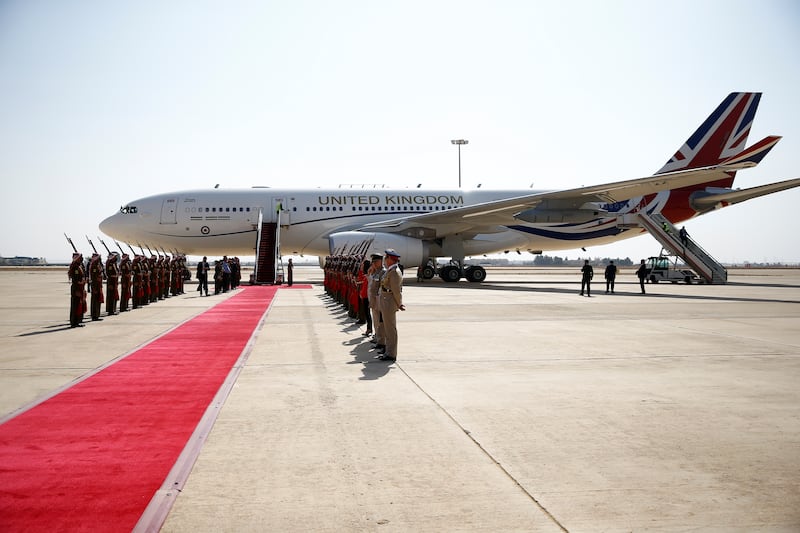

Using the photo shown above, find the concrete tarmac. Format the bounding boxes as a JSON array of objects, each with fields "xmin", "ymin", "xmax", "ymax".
[{"xmin": 1, "ymin": 266, "xmax": 799, "ymax": 532}]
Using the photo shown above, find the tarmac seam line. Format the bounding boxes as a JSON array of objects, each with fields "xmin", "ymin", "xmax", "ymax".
[{"xmin": 395, "ymin": 363, "xmax": 570, "ymax": 533}]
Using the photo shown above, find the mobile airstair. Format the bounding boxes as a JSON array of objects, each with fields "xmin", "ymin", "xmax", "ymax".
[
  {"xmin": 253, "ymin": 208, "xmax": 284, "ymax": 284},
  {"xmin": 636, "ymin": 212, "xmax": 727, "ymax": 284}
]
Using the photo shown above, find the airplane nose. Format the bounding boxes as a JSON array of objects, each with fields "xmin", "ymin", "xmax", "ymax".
[
  {"xmin": 98, "ymin": 215, "xmax": 113, "ymax": 235},
  {"xmin": 99, "ymin": 213, "xmax": 123, "ymax": 240}
]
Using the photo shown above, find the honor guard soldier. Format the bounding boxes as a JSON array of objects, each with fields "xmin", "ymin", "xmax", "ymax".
[
  {"xmin": 140, "ymin": 255, "xmax": 150, "ymax": 305},
  {"xmin": 88, "ymin": 253, "xmax": 105, "ymax": 321},
  {"xmin": 119, "ymin": 253, "xmax": 132, "ymax": 312},
  {"xmin": 169, "ymin": 254, "xmax": 179, "ymax": 296},
  {"xmin": 105, "ymin": 251, "xmax": 120, "ymax": 315},
  {"xmin": 149, "ymin": 255, "xmax": 159, "ymax": 303},
  {"xmin": 131, "ymin": 255, "xmax": 143, "ymax": 308},
  {"xmin": 68, "ymin": 253, "xmax": 87, "ymax": 327},
  {"xmin": 178, "ymin": 255, "xmax": 187, "ymax": 293},
  {"xmin": 156, "ymin": 254, "xmax": 167, "ymax": 299},
  {"xmin": 378, "ymin": 249, "xmax": 405, "ymax": 362}
]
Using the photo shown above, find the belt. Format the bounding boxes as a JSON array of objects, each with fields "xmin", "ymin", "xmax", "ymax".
[{"xmin": 381, "ymin": 288, "xmax": 392, "ymax": 292}]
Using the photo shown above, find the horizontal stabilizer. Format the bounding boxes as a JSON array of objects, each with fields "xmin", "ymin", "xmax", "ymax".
[
  {"xmin": 691, "ymin": 178, "xmax": 800, "ymax": 209},
  {"xmin": 719, "ymin": 135, "xmax": 781, "ymax": 169}
]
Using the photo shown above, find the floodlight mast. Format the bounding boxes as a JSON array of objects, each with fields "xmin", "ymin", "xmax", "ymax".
[{"xmin": 450, "ymin": 139, "xmax": 468, "ymax": 188}]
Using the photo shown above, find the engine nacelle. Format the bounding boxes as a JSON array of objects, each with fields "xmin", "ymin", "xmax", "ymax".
[{"xmin": 328, "ymin": 231, "xmax": 427, "ymax": 267}]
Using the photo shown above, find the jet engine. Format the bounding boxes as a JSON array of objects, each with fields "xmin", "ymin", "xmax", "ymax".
[{"xmin": 327, "ymin": 231, "xmax": 428, "ymax": 266}]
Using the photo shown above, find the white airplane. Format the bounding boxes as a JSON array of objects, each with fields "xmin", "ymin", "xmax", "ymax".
[{"xmin": 100, "ymin": 92, "xmax": 799, "ymax": 282}]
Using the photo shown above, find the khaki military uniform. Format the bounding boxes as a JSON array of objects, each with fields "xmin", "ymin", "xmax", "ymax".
[
  {"xmin": 368, "ymin": 265, "xmax": 385, "ymax": 345},
  {"xmin": 379, "ymin": 264, "xmax": 403, "ymax": 360}
]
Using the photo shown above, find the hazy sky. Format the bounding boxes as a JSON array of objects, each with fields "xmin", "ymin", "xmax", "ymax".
[{"xmin": 1, "ymin": 0, "xmax": 798, "ymax": 264}]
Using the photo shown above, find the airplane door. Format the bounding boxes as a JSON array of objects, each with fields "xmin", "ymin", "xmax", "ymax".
[
  {"xmin": 160, "ymin": 197, "xmax": 178, "ymax": 224},
  {"xmin": 272, "ymin": 197, "xmax": 291, "ymax": 226}
]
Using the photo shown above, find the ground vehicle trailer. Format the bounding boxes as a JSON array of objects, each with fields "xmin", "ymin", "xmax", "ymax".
[{"xmin": 645, "ymin": 256, "xmax": 698, "ymax": 284}]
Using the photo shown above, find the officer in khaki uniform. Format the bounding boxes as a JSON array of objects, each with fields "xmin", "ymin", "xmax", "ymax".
[
  {"xmin": 378, "ymin": 249, "xmax": 405, "ymax": 361},
  {"xmin": 367, "ymin": 254, "xmax": 385, "ymax": 350}
]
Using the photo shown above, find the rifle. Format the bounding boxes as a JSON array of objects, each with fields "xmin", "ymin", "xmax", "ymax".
[
  {"xmin": 85, "ymin": 235, "xmax": 99, "ymax": 255},
  {"xmin": 86, "ymin": 236, "xmax": 106, "ymax": 278},
  {"xmin": 112, "ymin": 240, "xmax": 126, "ymax": 255},
  {"xmin": 128, "ymin": 243, "xmax": 138, "ymax": 257},
  {"xmin": 356, "ymin": 237, "xmax": 374, "ymax": 258},
  {"xmin": 64, "ymin": 233, "xmax": 78, "ymax": 254},
  {"xmin": 97, "ymin": 237, "xmax": 112, "ymax": 255},
  {"xmin": 136, "ymin": 243, "xmax": 146, "ymax": 256}
]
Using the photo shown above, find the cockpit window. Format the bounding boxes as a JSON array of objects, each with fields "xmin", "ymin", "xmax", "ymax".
[{"xmin": 120, "ymin": 205, "xmax": 137, "ymax": 214}]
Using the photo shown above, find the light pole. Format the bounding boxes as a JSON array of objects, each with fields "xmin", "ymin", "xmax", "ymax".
[{"xmin": 450, "ymin": 139, "xmax": 468, "ymax": 188}]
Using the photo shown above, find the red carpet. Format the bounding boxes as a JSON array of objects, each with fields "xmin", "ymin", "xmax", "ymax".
[{"xmin": 0, "ymin": 286, "xmax": 280, "ymax": 532}]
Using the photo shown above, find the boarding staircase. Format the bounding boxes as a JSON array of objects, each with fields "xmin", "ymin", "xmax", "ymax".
[
  {"xmin": 253, "ymin": 209, "xmax": 284, "ymax": 284},
  {"xmin": 636, "ymin": 212, "xmax": 727, "ymax": 284}
]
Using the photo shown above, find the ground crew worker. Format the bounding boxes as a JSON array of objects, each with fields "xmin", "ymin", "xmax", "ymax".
[
  {"xmin": 679, "ymin": 226, "xmax": 689, "ymax": 248},
  {"xmin": 636, "ymin": 259, "xmax": 648, "ymax": 294},
  {"xmin": 580, "ymin": 259, "xmax": 593, "ymax": 297},
  {"xmin": 378, "ymin": 249, "xmax": 405, "ymax": 362},
  {"xmin": 604, "ymin": 260, "xmax": 617, "ymax": 294},
  {"xmin": 68, "ymin": 253, "xmax": 86, "ymax": 328}
]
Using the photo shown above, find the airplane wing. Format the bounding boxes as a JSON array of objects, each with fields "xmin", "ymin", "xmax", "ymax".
[
  {"xmin": 690, "ymin": 178, "xmax": 800, "ymax": 210},
  {"xmin": 360, "ymin": 135, "xmax": 784, "ymax": 237}
]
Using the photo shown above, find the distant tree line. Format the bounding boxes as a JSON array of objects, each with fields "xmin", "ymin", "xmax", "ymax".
[{"xmin": 465, "ymin": 256, "xmax": 635, "ymax": 267}]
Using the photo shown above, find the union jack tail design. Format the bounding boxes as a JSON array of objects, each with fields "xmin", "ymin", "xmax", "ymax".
[{"xmin": 655, "ymin": 92, "xmax": 761, "ymax": 175}]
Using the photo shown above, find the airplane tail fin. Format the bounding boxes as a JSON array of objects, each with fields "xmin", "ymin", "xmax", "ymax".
[{"xmin": 655, "ymin": 92, "xmax": 761, "ymax": 175}]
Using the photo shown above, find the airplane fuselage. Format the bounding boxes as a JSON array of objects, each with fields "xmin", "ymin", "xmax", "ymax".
[
  {"xmin": 98, "ymin": 93, "xmax": 799, "ymax": 276},
  {"xmin": 99, "ymin": 186, "xmax": 682, "ymax": 262}
]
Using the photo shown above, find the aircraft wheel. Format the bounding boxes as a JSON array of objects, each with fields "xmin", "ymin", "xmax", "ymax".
[
  {"xmin": 685, "ymin": 276, "xmax": 692, "ymax": 284},
  {"xmin": 465, "ymin": 265, "xmax": 486, "ymax": 283},
  {"xmin": 421, "ymin": 265, "xmax": 436, "ymax": 280},
  {"xmin": 440, "ymin": 265, "xmax": 461, "ymax": 283}
]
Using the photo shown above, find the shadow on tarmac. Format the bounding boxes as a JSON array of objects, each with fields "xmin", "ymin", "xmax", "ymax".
[
  {"xmin": 409, "ymin": 279, "xmax": 800, "ymax": 305},
  {"xmin": 320, "ymin": 294, "xmax": 394, "ymax": 380}
]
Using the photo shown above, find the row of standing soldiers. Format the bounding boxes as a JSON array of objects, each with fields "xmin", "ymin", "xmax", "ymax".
[
  {"xmin": 324, "ymin": 253, "xmax": 369, "ymax": 321},
  {"xmin": 68, "ymin": 251, "xmax": 188, "ymax": 328},
  {"xmin": 323, "ymin": 249, "xmax": 405, "ymax": 361}
]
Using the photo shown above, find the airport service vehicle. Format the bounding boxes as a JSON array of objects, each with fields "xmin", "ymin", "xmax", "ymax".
[{"xmin": 645, "ymin": 256, "xmax": 698, "ymax": 284}]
